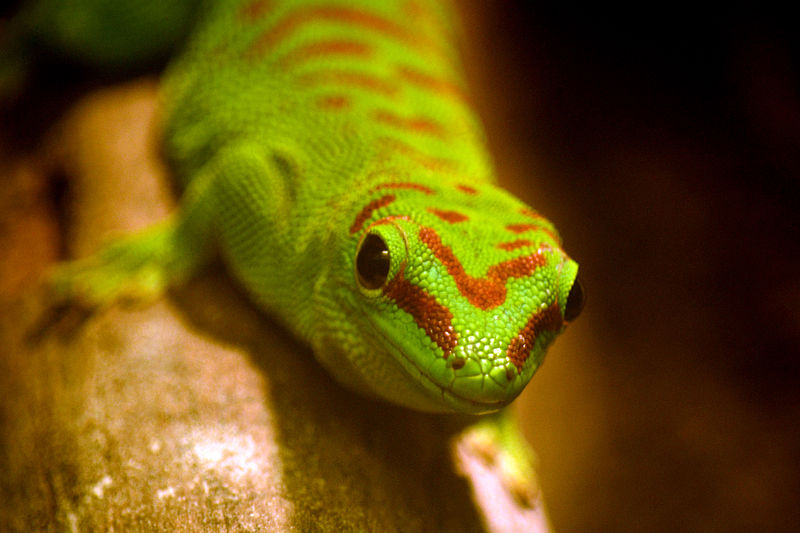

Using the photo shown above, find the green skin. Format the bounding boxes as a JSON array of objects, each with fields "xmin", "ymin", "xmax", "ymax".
[{"xmin": 8, "ymin": 0, "xmax": 582, "ymax": 495}]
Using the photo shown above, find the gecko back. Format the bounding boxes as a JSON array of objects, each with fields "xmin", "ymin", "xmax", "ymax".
[{"xmin": 15, "ymin": 0, "xmax": 584, "ymax": 413}]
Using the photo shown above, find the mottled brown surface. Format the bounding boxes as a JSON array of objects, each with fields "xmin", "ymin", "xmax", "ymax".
[{"xmin": 0, "ymin": 81, "xmax": 549, "ymax": 531}]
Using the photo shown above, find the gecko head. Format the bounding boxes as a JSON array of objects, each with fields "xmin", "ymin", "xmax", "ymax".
[{"xmin": 315, "ymin": 179, "xmax": 583, "ymax": 414}]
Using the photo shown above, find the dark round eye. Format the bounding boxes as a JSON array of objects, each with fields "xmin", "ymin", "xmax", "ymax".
[
  {"xmin": 356, "ymin": 234, "xmax": 391, "ymax": 290},
  {"xmin": 563, "ymin": 274, "xmax": 585, "ymax": 322}
]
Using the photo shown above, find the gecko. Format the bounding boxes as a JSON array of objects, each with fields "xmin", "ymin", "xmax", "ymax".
[{"xmin": 3, "ymin": 0, "xmax": 583, "ymax": 503}]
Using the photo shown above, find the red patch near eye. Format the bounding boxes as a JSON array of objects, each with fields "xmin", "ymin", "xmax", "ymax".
[
  {"xmin": 427, "ymin": 208, "xmax": 468, "ymax": 223},
  {"xmin": 507, "ymin": 303, "xmax": 563, "ymax": 371},
  {"xmin": 350, "ymin": 194, "xmax": 396, "ymax": 235},
  {"xmin": 383, "ymin": 268, "xmax": 457, "ymax": 358},
  {"xmin": 419, "ymin": 226, "xmax": 546, "ymax": 310}
]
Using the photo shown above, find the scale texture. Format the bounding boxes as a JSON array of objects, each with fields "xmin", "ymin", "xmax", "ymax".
[{"xmin": 20, "ymin": 0, "xmax": 582, "ymax": 413}]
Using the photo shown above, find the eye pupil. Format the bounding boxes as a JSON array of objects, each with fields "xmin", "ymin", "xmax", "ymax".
[
  {"xmin": 356, "ymin": 234, "xmax": 391, "ymax": 290},
  {"xmin": 564, "ymin": 274, "xmax": 585, "ymax": 322}
]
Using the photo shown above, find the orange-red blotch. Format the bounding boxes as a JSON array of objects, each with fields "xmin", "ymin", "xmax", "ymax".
[
  {"xmin": 239, "ymin": 0, "xmax": 273, "ymax": 22},
  {"xmin": 520, "ymin": 207, "xmax": 545, "ymax": 221},
  {"xmin": 316, "ymin": 95, "xmax": 351, "ymax": 110},
  {"xmin": 377, "ymin": 137, "xmax": 457, "ymax": 173},
  {"xmin": 507, "ymin": 304, "xmax": 563, "ymax": 371},
  {"xmin": 277, "ymin": 39, "xmax": 372, "ymax": 69},
  {"xmin": 373, "ymin": 110, "xmax": 449, "ymax": 138},
  {"xmin": 350, "ymin": 194, "xmax": 396, "ymax": 235},
  {"xmin": 455, "ymin": 184, "xmax": 478, "ymax": 195},
  {"xmin": 496, "ymin": 239, "xmax": 533, "ymax": 251},
  {"xmin": 383, "ymin": 268, "xmax": 457, "ymax": 358},
  {"xmin": 370, "ymin": 182, "xmax": 435, "ymax": 195},
  {"xmin": 396, "ymin": 64, "xmax": 470, "ymax": 105},
  {"xmin": 296, "ymin": 70, "xmax": 399, "ymax": 98},
  {"xmin": 249, "ymin": 5, "xmax": 443, "ymax": 58},
  {"xmin": 505, "ymin": 223, "xmax": 539, "ymax": 234},
  {"xmin": 427, "ymin": 208, "xmax": 468, "ymax": 223},
  {"xmin": 419, "ymin": 226, "xmax": 546, "ymax": 310},
  {"xmin": 506, "ymin": 221, "xmax": 561, "ymax": 244}
]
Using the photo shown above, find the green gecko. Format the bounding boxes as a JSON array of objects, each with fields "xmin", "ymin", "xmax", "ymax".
[{"xmin": 5, "ymin": 0, "xmax": 583, "ymax": 500}]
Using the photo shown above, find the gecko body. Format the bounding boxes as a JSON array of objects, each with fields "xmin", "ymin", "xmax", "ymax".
[{"xmin": 7, "ymin": 0, "xmax": 583, "ymax": 414}]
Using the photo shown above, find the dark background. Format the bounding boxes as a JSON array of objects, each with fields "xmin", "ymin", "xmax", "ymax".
[{"xmin": 463, "ymin": 2, "xmax": 800, "ymax": 531}]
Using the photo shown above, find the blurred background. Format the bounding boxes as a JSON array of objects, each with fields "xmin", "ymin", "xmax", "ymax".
[{"xmin": 461, "ymin": 2, "xmax": 800, "ymax": 532}]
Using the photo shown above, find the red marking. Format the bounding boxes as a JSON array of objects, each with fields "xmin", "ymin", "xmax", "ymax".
[
  {"xmin": 373, "ymin": 109, "xmax": 449, "ymax": 138},
  {"xmin": 370, "ymin": 214, "xmax": 410, "ymax": 227},
  {"xmin": 520, "ymin": 207, "xmax": 544, "ymax": 221},
  {"xmin": 507, "ymin": 303, "xmax": 563, "ymax": 371},
  {"xmin": 239, "ymin": 0, "xmax": 273, "ymax": 21},
  {"xmin": 396, "ymin": 65, "xmax": 469, "ymax": 104},
  {"xmin": 419, "ymin": 227, "xmax": 546, "ymax": 310},
  {"xmin": 403, "ymin": 0, "xmax": 430, "ymax": 20},
  {"xmin": 506, "ymin": 223, "xmax": 539, "ymax": 234},
  {"xmin": 402, "ymin": 0, "xmax": 452, "ymax": 35},
  {"xmin": 249, "ymin": 5, "xmax": 443, "ymax": 57},
  {"xmin": 277, "ymin": 39, "xmax": 372, "ymax": 69},
  {"xmin": 507, "ymin": 220, "xmax": 561, "ymax": 244},
  {"xmin": 350, "ymin": 194, "xmax": 396, "ymax": 235},
  {"xmin": 317, "ymin": 95, "xmax": 351, "ymax": 110},
  {"xmin": 427, "ymin": 208, "xmax": 468, "ymax": 223},
  {"xmin": 377, "ymin": 137, "xmax": 457, "ymax": 172},
  {"xmin": 370, "ymin": 182, "xmax": 435, "ymax": 195},
  {"xmin": 383, "ymin": 267, "xmax": 457, "ymax": 358},
  {"xmin": 456, "ymin": 184, "xmax": 478, "ymax": 195},
  {"xmin": 296, "ymin": 70, "xmax": 399, "ymax": 98},
  {"xmin": 496, "ymin": 240, "xmax": 533, "ymax": 251}
]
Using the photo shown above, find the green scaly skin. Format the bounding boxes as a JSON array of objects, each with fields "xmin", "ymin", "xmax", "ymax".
[{"xmin": 7, "ymin": 0, "xmax": 583, "ymax": 500}]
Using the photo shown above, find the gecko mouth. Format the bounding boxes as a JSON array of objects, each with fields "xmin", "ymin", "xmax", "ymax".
[{"xmin": 365, "ymin": 313, "xmax": 510, "ymax": 414}]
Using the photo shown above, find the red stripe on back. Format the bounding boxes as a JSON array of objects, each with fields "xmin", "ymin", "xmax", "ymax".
[
  {"xmin": 370, "ymin": 182, "xmax": 435, "ymax": 195},
  {"xmin": 496, "ymin": 239, "xmax": 533, "ymax": 251},
  {"xmin": 506, "ymin": 222, "xmax": 560, "ymax": 244},
  {"xmin": 456, "ymin": 184, "xmax": 478, "ymax": 195},
  {"xmin": 350, "ymin": 194, "xmax": 396, "ymax": 235},
  {"xmin": 277, "ymin": 39, "xmax": 372, "ymax": 69},
  {"xmin": 520, "ymin": 208, "xmax": 544, "ymax": 221},
  {"xmin": 396, "ymin": 65, "xmax": 469, "ymax": 104},
  {"xmin": 506, "ymin": 223, "xmax": 539, "ymax": 234},
  {"xmin": 249, "ymin": 5, "xmax": 444, "ymax": 57},
  {"xmin": 427, "ymin": 208, "xmax": 468, "ymax": 223},
  {"xmin": 373, "ymin": 109, "xmax": 449, "ymax": 138},
  {"xmin": 316, "ymin": 95, "xmax": 351, "ymax": 110},
  {"xmin": 239, "ymin": 0, "xmax": 273, "ymax": 22},
  {"xmin": 377, "ymin": 137, "xmax": 457, "ymax": 173},
  {"xmin": 295, "ymin": 70, "xmax": 399, "ymax": 98}
]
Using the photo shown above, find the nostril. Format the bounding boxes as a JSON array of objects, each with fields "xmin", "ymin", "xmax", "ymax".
[{"xmin": 505, "ymin": 366, "xmax": 516, "ymax": 381}]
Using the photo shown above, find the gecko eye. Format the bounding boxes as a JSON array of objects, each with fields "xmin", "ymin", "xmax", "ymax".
[
  {"xmin": 563, "ymin": 274, "xmax": 585, "ymax": 322},
  {"xmin": 356, "ymin": 234, "xmax": 391, "ymax": 290}
]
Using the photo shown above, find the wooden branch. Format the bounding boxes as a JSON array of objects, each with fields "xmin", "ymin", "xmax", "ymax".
[{"xmin": 0, "ymin": 80, "xmax": 551, "ymax": 532}]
